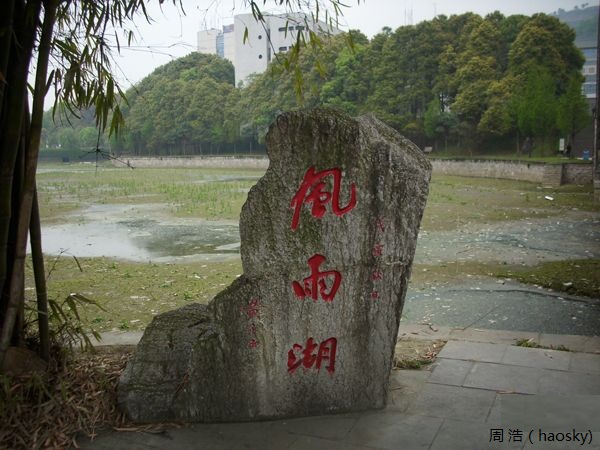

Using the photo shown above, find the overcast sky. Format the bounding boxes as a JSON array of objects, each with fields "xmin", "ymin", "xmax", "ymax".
[{"xmin": 87, "ymin": 1, "xmax": 600, "ymax": 92}]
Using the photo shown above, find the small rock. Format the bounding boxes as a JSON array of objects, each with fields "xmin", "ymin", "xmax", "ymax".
[{"xmin": 2, "ymin": 347, "xmax": 47, "ymax": 376}]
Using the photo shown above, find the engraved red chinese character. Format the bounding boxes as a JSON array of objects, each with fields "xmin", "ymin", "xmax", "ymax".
[
  {"xmin": 376, "ymin": 217, "xmax": 386, "ymax": 232},
  {"xmin": 370, "ymin": 290, "xmax": 379, "ymax": 300},
  {"xmin": 287, "ymin": 337, "xmax": 338, "ymax": 374},
  {"xmin": 248, "ymin": 338, "xmax": 259, "ymax": 349},
  {"xmin": 373, "ymin": 243, "xmax": 384, "ymax": 257},
  {"xmin": 292, "ymin": 254, "xmax": 341, "ymax": 302},
  {"xmin": 371, "ymin": 270, "xmax": 383, "ymax": 281},
  {"xmin": 240, "ymin": 297, "xmax": 260, "ymax": 319},
  {"xmin": 290, "ymin": 167, "xmax": 357, "ymax": 230}
]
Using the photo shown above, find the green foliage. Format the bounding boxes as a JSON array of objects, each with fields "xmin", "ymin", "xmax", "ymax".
[
  {"xmin": 514, "ymin": 67, "xmax": 558, "ymax": 138},
  {"xmin": 508, "ymin": 14, "xmax": 584, "ymax": 91},
  {"xmin": 45, "ymin": 293, "xmax": 104, "ymax": 351},
  {"xmin": 556, "ymin": 74, "xmax": 591, "ymax": 139},
  {"xmin": 44, "ymin": 11, "xmax": 586, "ymax": 155}
]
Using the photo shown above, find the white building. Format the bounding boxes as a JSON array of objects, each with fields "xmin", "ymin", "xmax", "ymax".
[
  {"xmin": 197, "ymin": 28, "xmax": 221, "ymax": 55},
  {"xmin": 197, "ymin": 13, "xmax": 339, "ymax": 86}
]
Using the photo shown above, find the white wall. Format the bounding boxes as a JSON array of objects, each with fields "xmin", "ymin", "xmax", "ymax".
[
  {"xmin": 234, "ymin": 14, "xmax": 269, "ymax": 86},
  {"xmin": 233, "ymin": 13, "xmax": 339, "ymax": 86},
  {"xmin": 223, "ymin": 30, "xmax": 236, "ymax": 63},
  {"xmin": 197, "ymin": 29, "xmax": 219, "ymax": 55}
]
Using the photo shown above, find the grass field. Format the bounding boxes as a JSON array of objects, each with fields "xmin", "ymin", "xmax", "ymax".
[
  {"xmin": 37, "ymin": 165, "xmax": 265, "ymax": 222},
  {"xmin": 30, "ymin": 162, "xmax": 600, "ymax": 334}
]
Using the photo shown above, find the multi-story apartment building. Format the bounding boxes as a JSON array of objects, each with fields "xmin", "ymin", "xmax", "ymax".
[
  {"xmin": 197, "ymin": 13, "xmax": 338, "ymax": 86},
  {"xmin": 581, "ymin": 46, "xmax": 597, "ymax": 99}
]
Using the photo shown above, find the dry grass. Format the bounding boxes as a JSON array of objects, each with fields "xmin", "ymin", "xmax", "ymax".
[
  {"xmin": 393, "ymin": 339, "xmax": 446, "ymax": 370},
  {"xmin": 0, "ymin": 350, "xmax": 130, "ymax": 450}
]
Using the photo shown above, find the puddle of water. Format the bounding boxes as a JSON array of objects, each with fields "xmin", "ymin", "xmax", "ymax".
[{"xmin": 36, "ymin": 203, "xmax": 240, "ymax": 263}]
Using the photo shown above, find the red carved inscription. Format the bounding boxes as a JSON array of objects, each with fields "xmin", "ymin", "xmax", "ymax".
[
  {"xmin": 372, "ymin": 243, "xmax": 384, "ymax": 257},
  {"xmin": 290, "ymin": 167, "xmax": 357, "ymax": 230},
  {"xmin": 292, "ymin": 254, "xmax": 341, "ymax": 302},
  {"xmin": 287, "ymin": 337, "xmax": 338, "ymax": 374}
]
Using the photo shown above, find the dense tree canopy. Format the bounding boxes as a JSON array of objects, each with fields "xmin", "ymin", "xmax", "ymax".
[{"xmin": 42, "ymin": 10, "xmax": 589, "ymax": 156}]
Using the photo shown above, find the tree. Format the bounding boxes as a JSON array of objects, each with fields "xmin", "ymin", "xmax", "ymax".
[
  {"xmin": 514, "ymin": 66, "xmax": 559, "ymax": 152},
  {"xmin": 508, "ymin": 13, "xmax": 584, "ymax": 93},
  {"xmin": 423, "ymin": 96, "xmax": 458, "ymax": 151},
  {"xmin": 556, "ymin": 74, "xmax": 591, "ymax": 153},
  {"xmin": 0, "ymin": 0, "xmax": 355, "ymax": 370}
]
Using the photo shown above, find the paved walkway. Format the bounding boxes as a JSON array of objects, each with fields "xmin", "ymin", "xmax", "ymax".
[{"xmin": 80, "ymin": 328, "xmax": 600, "ymax": 450}]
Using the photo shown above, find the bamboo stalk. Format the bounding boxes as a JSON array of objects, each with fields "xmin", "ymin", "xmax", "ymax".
[
  {"xmin": 0, "ymin": 0, "xmax": 40, "ymax": 317},
  {"xmin": 0, "ymin": 0, "xmax": 16, "ymax": 109},
  {"xmin": 0, "ymin": 0, "xmax": 56, "ymax": 370},
  {"xmin": 30, "ymin": 188, "xmax": 49, "ymax": 361}
]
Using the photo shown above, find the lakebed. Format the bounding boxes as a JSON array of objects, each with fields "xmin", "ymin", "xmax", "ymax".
[{"xmin": 31, "ymin": 162, "xmax": 600, "ymax": 335}]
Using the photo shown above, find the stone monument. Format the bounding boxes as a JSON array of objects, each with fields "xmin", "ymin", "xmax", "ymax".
[{"xmin": 118, "ymin": 108, "xmax": 431, "ymax": 422}]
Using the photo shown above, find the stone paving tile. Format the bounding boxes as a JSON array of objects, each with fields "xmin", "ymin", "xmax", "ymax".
[
  {"xmin": 341, "ymin": 411, "xmax": 442, "ymax": 450},
  {"xmin": 498, "ymin": 394, "xmax": 600, "ymax": 431},
  {"xmin": 428, "ymin": 358, "xmax": 474, "ymax": 386},
  {"xmin": 209, "ymin": 420, "xmax": 306, "ymax": 450},
  {"xmin": 387, "ymin": 369, "xmax": 430, "ymax": 413},
  {"xmin": 273, "ymin": 413, "xmax": 359, "ymax": 441},
  {"xmin": 288, "ymin": 435, "xmax": 380, "ymax": 450},
  {"xmin": 569, "ymin": 352, "xmax": 600, "ymax": 374},
  {"xmin": 79, "ymin": 433, "xmax": 164, "ymax": 450},
  {"xmin": 411, "ymin": 383, "xmax": 496, "ymax": 422},
  {"xmin": 429, "ymin": 418, "xmax": 523, "ymax": 450},
  {"xmin": 388, "ymin": 368, "xmax": 431, "ymax": 390},
  {"xmin": 463, "ymin": 362, "xmax": 541, "ymax": 394},
  {"xmin": 437, "ymin": 340, "xmax": 507, "ymax": 363},
  {"xmin": 485, "ymin": 393, "xmax": 503, "ymax": 426},
  {"xmin": 539, "ymin": 333, "xmax": 593, "ymax": 353},
  {"xmin": 501, "ymin": 345, "xmax": 571, "ymax": 371},
  {"xmin": 81, "ymin": 422, "xmax": 299, "ymax": 450},
  {"xmin": 537, "ymin": 370, "xmax": 600, "ymax": 395},
  {"xmin": 157, "ymin": 425, "xmax": 263, "ymax": 450},
  {"xmin": 582, "ymin": 336, "xmax": 600, "ymax": 354},
  {"xmin": 97, "ymin": 331, "xmax": 143, "ymax": 346},
  {"xmin": 449, "ymin": 328, "xmax": 539, "ymax": 345},
  {"xmin": 86, "ymin": 428, "xmax": 222, "ymax": 450}
]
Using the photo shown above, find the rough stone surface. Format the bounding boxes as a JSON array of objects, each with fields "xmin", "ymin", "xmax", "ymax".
[{"xmin": 118, "ymin": 108, "xmax": 431, "ymax": 422}]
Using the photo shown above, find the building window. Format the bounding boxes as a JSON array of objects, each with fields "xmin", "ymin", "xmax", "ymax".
[
  {"xmin": 258, "ymin": 54, "xmax": 263, "ymax": 59},
  {"xmin": 258, "ymin": 34, "xmax": 262, "ymax": 39},
  {"xmin": 295, "ymin": 25, "xmax": 305, "ymax": 31},
  {"xmin": 583, "ymin": 82, "xmax": 596, "ymax": 96},
  {"xmin": 278, "ymin": 46, "xmax": 287, "ymax": 52}
]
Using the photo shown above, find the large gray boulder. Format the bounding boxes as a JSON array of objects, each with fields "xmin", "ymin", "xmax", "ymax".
[{"xmin": 118, "ymin": 108, "xmax": 431, "ymax": 422}]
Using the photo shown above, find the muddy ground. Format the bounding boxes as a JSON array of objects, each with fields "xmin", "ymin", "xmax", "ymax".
[{"xmin": 32, "ymin": 163, "xmax": 600, "ymax": 336}]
